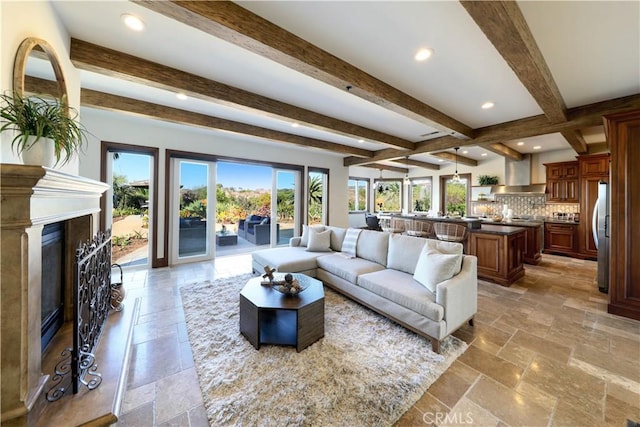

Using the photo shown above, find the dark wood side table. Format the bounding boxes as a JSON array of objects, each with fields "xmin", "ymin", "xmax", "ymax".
[{"xmin": 239, "ymin": 274, "xmax": 324, "ymax": 352}]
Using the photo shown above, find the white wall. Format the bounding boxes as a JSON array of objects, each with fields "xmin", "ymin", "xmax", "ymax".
[{"xmin": 1, "ymin": 1, "xmax": 81, "ymax": 174}]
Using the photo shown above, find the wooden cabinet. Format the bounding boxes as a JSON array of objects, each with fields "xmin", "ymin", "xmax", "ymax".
[
  {"xmin": 469, "ymin": 226, "xmax": 525, "ymax": 286},
  {"xmin": 604, "ymin": 110, "xmax": 640, "ymax": 321},
  {"xmin": 523, "ymin": 224, "xmax": 543, "ymax": 265},
  {"xmin": 547, "ymin": 162, "xmax": 579, "ymax": 179},
  {"xmin": 545, "ymin": 161, "xmax": 579, "ymax": 203},
  {"xmin": 578, "ymin": 154, "xmax": 610, "ymax": 259},
  {"xmin": 544, "ymin": 222, "xmax": 577, "ymax": 256}
]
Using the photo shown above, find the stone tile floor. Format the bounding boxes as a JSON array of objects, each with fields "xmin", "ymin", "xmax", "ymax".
[{"xmin": 115, "ymin": 253, "xmax": 640, "ymax": 426}]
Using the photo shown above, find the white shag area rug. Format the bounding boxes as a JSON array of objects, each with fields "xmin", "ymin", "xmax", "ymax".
[{"xmin": 180, "ymin": 273, "xmax": 467, "ymax": 427}]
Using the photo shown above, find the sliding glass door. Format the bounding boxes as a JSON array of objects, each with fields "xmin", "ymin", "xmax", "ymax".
[
  {"xmin": 273, "ymin": 169, "xmax": 300, "ymax": 246},
  {"xmin": 171, "ymin": 158, "xmax": 216, "ymax": 264}
]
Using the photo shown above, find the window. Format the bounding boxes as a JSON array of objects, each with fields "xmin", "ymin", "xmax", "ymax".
[
  {"xmin": 308, "ymin": 168, "xmax": 328, "ymax": 225},
  {"xmin": 440, "ymin": 173, "xmax": 471, "ymax": 216},
  {"xmin": 410, "ymin": 178, "xmax": 432, "ymax": 213},
  {"xmin": 373, "ymin": 179, "xmax": 402, "ymax": 212},
  {"xmin": 348, "ymin": 178, "xmax": 369, "ymax": 212}
]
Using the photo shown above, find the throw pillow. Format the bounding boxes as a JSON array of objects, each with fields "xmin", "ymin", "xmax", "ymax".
[
  {"xmin": 341, "ymin": 228, "xmax": 361, "ymax": 257},
  {"xmin": 306, "ymin": 229, "xmax": 332, "ymax": 252},
  {"xmin": 413, "ymin": 248, "xmax": 461, "ymax": 293},
  {"xmin": 301, "ymin": 224, "xmax": 325, "ymax": 247},
  {"xmin": 387, "ymin": 233, "xmax": 426, "ymax": 275}
]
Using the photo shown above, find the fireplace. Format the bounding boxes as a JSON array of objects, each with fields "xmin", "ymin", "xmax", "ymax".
[
  {"xmin": 0, "ymin": 165, "xmax": 110, "ymax": 426},
  {"xmin": 41, "ymin": 222, "xmax": 65, "ymax": 352}
]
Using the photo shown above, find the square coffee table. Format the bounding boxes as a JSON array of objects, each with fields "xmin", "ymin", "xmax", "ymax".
[
  {"xmin": 216, "ymin": 232, "xmax": 238, "ymax": 246},
  {"xmin": 239, "ymin": 274, "xmax": 324, "ymax": 352}
]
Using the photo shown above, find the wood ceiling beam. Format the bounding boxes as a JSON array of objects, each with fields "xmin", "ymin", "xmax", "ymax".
[
  {"xmin": 80, "ymin": 89, "xmax": 375, "ymax": 157},
  {"xmin": 482, "ymin": 143, "xmax": 524, "ymax": 161},
  {"xmin": 460, "ymin": 1, "xmax": 567, "ymax": 123},
  {"xmin": 361, "ymin": 164, "xmax": 408, "ymax": 174},
  {"xmin": 344, "ymin": 94, "xmax": 640, "ymax": 166},
  {"xmin": 135, "ymin": 0, "xmax": 474, "ymax": 139},
  {"xmin": 70, "ymin": 38, "xmax": 415, "ymax": 151},
  {"xmin": 429, "ymin": 152, "xmax": 478, "ymax": 167},
  {"xmin": 391, "ymin": 158, "xmax": 441, "ymax": 171},
  {"xmin": 560, "ymin": 130, "xmax": 588, "ymax": 154}
]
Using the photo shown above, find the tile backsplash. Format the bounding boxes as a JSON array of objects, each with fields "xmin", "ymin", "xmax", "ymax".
[{"xmin": 472, "ymin": 194, "xmax": 579, "ymax": 218}]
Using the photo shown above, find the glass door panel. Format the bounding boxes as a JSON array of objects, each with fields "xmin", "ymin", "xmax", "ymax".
[
  {"xmin": 172, "ymin": 159, "xmax": 215, "ymax": 263},
  {"xmin": 274, "ymin": 169, "xmax": 299, "ymax": 246}
]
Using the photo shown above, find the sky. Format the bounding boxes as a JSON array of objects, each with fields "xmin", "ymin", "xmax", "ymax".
[{"xmin": 113, "ymin": 154, "xmax": 294, "ymax": 190}]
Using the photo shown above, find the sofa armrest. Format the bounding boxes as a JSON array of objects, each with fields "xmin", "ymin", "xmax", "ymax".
[
  {"xmin": 435, "ymin": 255, "xmax": 478, "ymax": 335},
  {"xmin": 290, "ymin": 236, "xmax": 302, "ymax": 247}
]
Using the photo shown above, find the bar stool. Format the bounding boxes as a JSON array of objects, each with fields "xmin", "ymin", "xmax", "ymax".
[
  {"xmin": 381, "ymin": 217, "xmax": 404, "ymax": 233},
  {"xmin": 404, "ymin": 219, "xmax": 433, "ymax": 238},
  {"xmin": 433, "ymin": 222, "xmax": 467, "ymax": 243}
]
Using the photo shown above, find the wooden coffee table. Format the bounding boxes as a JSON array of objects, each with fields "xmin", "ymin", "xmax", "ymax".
[{"xmin": 239, "ymin": 274, "xmax": 324, "ymax": 352}]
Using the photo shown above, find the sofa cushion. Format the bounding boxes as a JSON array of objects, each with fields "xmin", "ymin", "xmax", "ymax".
[
  {"xmin": 326, "ymin": 226, "xmax": 347, "ymax": 252},
  {"xmin": 301, "ymin": 224, "xmax": 326, "ymax": 247},
  {"xmin": 424, "ymin": 239, "xmax": 464, "ymax": 274},
  {"xmin": 252, "ymin": 246, "xmax": 328, "ymax": 273},
  {"xmin": 413, "ymin": 248, "xmax": 461, "ymax": 292},
  {"xmin": 357, "ymin": 269, "xmax": 444, "ymax": 322},
  {"xmin": 317, "ymin": 253, "xmax": 385, "ymax": 284},
  {"xmin": 356, "ymin": 230, "xmax": 389, "ymax": 266},
  {"xmin": 249, "ymin": 214, "xmax": 262, "ymax": 222},
  {"xmin": 307, "ymin": 229, "xmax": 332, "ymax": 252},
  {"xmin": 387, "ymin": 233, "xmax": 427, "ymax": 274}
]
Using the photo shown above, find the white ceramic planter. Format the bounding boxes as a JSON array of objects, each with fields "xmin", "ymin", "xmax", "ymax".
[{"xmin": 20, "ymin": 135, "xmax": 56, "ymax": 167}]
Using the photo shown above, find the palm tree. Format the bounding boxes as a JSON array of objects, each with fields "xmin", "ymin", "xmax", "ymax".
[{"xmin": 308, "ymin": 175, "xmax": 323, "ymax": 204}]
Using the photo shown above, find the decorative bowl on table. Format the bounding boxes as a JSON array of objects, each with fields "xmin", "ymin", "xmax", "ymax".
[{"xmin": 271, "ymin": 273, "xmax": 309, "ymax": 296}]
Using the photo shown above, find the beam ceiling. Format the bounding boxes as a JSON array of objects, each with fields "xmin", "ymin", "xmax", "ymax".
[
  {"xmin": 135, "ymin": 0, "xmax": 474, "ymax": 139},
  {"xmin": 391, "ymin": 158, "xmax": 441, "ymax": 171},
  {"xmin": 70, "ymin": 39, "xmax": 415, "ymax": 151},
  {"xmin": 80, "ymin": 89, "xmax": 375, "ymax": 157}
]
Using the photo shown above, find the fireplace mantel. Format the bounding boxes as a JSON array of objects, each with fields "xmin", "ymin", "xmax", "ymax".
[{"xmin": 1, "ymin": 164, "xmax": 109, "ymax": 426}]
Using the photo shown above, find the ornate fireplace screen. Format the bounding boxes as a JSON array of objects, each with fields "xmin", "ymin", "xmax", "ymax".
[{"xmin": 47, "ymin": 230, "xmax": 112, "ymax": 401}]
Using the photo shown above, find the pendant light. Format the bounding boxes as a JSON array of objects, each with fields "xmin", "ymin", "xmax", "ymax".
[
  {"xmin": 373, "ymin": 168, "xmax": 385, "ymax": 192},
  {"xmin": 403, "ymin": 156, "xmax": 410, "ymax": 185},
  {"xmin": 451, "ymin": 147, "xmax": 461, "ymax": 183}
]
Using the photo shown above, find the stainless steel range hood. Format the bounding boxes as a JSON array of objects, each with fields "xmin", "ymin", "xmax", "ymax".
[{"xmin": 490, "ymin": 155, "xmax": 546, "ymax": 195}]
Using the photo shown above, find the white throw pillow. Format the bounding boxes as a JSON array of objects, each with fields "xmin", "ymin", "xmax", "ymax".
[
  {"xmin": 301, "ymin": 224, "xmax": 325, "ymax": 247},
  {"xmin": 306, "ymin": 229, "xmax": 332, "ymax": 252},
  {"xmin": 413, "ymin": 248, "xmax": 461, "ymax": 292}
]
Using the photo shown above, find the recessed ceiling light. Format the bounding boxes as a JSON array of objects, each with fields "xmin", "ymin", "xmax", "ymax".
[
  {"xmin": 438, "ymin": 159, "xmax": 444, "ymax": 162},
  {"xmin": 517, "ymin": 141, "xmax": 525, "ymax": 146},
  {"xmin": 462, "ymin": 150, "xmax": 468, "ymax": 154},
  {"xmin": 358, "ymin": 139, "xmax": 365, "ymax": 143},
  {"xmin": 533, "ymin": 145, "xmax": 542, "ymax": 150},
  {"xmin": 291, "ymin": 123, "xmax": 299, "ymax": 128},
  {"xmin": 176, "ymin": 93, "xmax": 188, "ymax": 101},
  {"xmin": 121, "ymin": 14, "xmax": 145, "ymax": 32},
  {"xmin": 481, "ymin": 101, "xmax": 495, "ymax": 110},
  {"xmin": 481, "ymin": 153, "xmax": 488, "ymax": 157},
  {"xmin": 414, "ymin": 48, "xmax": 434, "ymax": 62}
]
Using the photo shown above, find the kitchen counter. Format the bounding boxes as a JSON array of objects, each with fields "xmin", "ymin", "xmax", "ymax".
[
  {"xmin": 383, "ymin": 214, "xmax": 483, "ymax": 229},
  {"xmin": 470, "ymin": 224, "xmax": 527, "ymax": 235}
]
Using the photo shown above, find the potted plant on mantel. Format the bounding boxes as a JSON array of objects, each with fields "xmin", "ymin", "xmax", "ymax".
[{"xmin": 0, "ymin": 91, "xmax": 89, "ymax": 167}]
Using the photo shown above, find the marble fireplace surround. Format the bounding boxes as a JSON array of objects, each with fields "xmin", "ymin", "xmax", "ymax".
[{"xmin": 0, "ymin": 164, "xmax": 131, "ymax": 426}]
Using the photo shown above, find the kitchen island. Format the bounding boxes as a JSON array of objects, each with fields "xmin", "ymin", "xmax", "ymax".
[
  {"xmin": 380, "ymin": 214, "xmax": 526, "ymax": 286},
  {"xmin": 479, "ymin": 219, "xmax": 543, "ymax": 265},
  {"xmin": 469, "ymin": 224, "xmax": 526, "ymax": 286}
]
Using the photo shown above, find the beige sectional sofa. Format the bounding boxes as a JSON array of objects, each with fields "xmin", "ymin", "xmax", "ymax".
[{"xmin": 251, "ymin": 226, "xmax": 477, "ymax": 353}]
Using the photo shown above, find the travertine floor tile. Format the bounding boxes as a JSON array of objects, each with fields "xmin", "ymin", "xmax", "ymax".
[
  {"xmin": 458, "ymin": 345, "xmax": 523, "ymax": 388},
  {"xmin": 467, "ymin": 376, "xmax": 552, "ymax": 427}
]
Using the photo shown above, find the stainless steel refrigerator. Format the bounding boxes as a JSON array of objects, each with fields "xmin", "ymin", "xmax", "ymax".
[{"xmin": 594, "ymin": 181, "xmax": 609, "ymax": 293}]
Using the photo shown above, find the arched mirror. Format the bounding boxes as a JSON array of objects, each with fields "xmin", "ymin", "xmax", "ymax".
[{"xmin": 13, "ymin": 37, "xmax": 67, "ymax": 101}]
